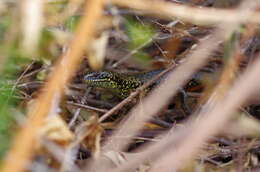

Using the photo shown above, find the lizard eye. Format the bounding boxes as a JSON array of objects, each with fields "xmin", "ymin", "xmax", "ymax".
[
  {"xmin": 84, "ymin": 72, "xmax": 102, "ymax": 81},
  {"xmin": 84, "ymin": 72, "xmax": 113, "ymax": 81},
  {"xmin": 99, "ymin": 72, "xmax": 113, "ymax": 79}
]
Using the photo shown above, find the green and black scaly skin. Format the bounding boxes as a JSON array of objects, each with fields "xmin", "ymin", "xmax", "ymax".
[
  {"xmin": 83, "ymin": 69, "xmax": 207, "ymax": 96},
  {"xmin": 84, "ymin": 70, "xmax": 164, "ymax": 98}
]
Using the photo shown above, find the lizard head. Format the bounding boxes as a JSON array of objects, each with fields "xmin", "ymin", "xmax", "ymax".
[
  {"xmin": 84, "ymin": 71, "xmax": 120, "ymax": 89},
  {"xmin": 84, "ymin": 71, "xmax": 143, "ymax": 97}
]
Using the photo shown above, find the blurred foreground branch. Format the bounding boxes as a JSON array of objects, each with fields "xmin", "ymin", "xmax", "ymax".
[{"xmin": 110, "ymin": 0, "xmax": 260, "ymax": 25}]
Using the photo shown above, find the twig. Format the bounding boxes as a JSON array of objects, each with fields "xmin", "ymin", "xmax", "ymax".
[
  {"xmin": 21, "ymin": 65, "xmax": 48, "ymax": 79},
  {"xmin": 111, "ymin": 34, "xmax": 158, "ymax": 68},
  {"xmin": 67, "ymin": 101, "xmax": 108, "ymax": 113},
  {"xmin": 68, "ymin": 89, "xmax": 90, "ymax": 128}
]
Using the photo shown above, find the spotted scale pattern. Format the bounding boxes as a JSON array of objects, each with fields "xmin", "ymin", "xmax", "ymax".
[{"xmin": 84, "ymin": 71, "xmax": 148, "ymax": 97}]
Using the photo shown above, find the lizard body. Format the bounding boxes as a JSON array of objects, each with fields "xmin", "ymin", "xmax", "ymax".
[
  {"xmin": 84, "ymin": 69, "xmax": 210, "ymax": 114},
  {"xmin": 84, "ymin": 69, "xmax": 165, "ymax": 97}
]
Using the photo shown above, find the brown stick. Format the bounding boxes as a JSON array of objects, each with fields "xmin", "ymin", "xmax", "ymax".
[{"xmin": 67, "ymin": 101, "xmax": 108, "ymax": 113}]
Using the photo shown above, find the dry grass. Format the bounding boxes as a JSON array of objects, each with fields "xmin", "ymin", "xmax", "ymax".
[{"xmin": 2, "ymin": 0, "xmax": 260, "ymax": 172}]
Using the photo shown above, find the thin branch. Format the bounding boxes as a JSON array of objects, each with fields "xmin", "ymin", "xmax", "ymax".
[
  {"xmin": 67, "ymin": 101, "xmax": 108, "ymax": 114},
  {"xmin": 68, "ymin": 89, "xmax": 91, "ymax": 128},
  {"xmin": 111, "ymin": 34, "xmax": 158, "ymax": 68}
]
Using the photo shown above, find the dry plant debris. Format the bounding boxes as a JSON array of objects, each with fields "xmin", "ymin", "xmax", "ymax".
[{"xmin": 1, "ymin": 0, "xmax": 260, "ymax": 172}]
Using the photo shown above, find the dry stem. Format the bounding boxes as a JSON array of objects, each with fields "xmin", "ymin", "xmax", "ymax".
[{"xmin": 110, "ymin": 0, "xmax": 260, "ymax": 25}]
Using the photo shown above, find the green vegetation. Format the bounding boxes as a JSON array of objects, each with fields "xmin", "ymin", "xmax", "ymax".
[{"xmin": 124, "ymin": 17, "xmax": 155, "ymax": 66}]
